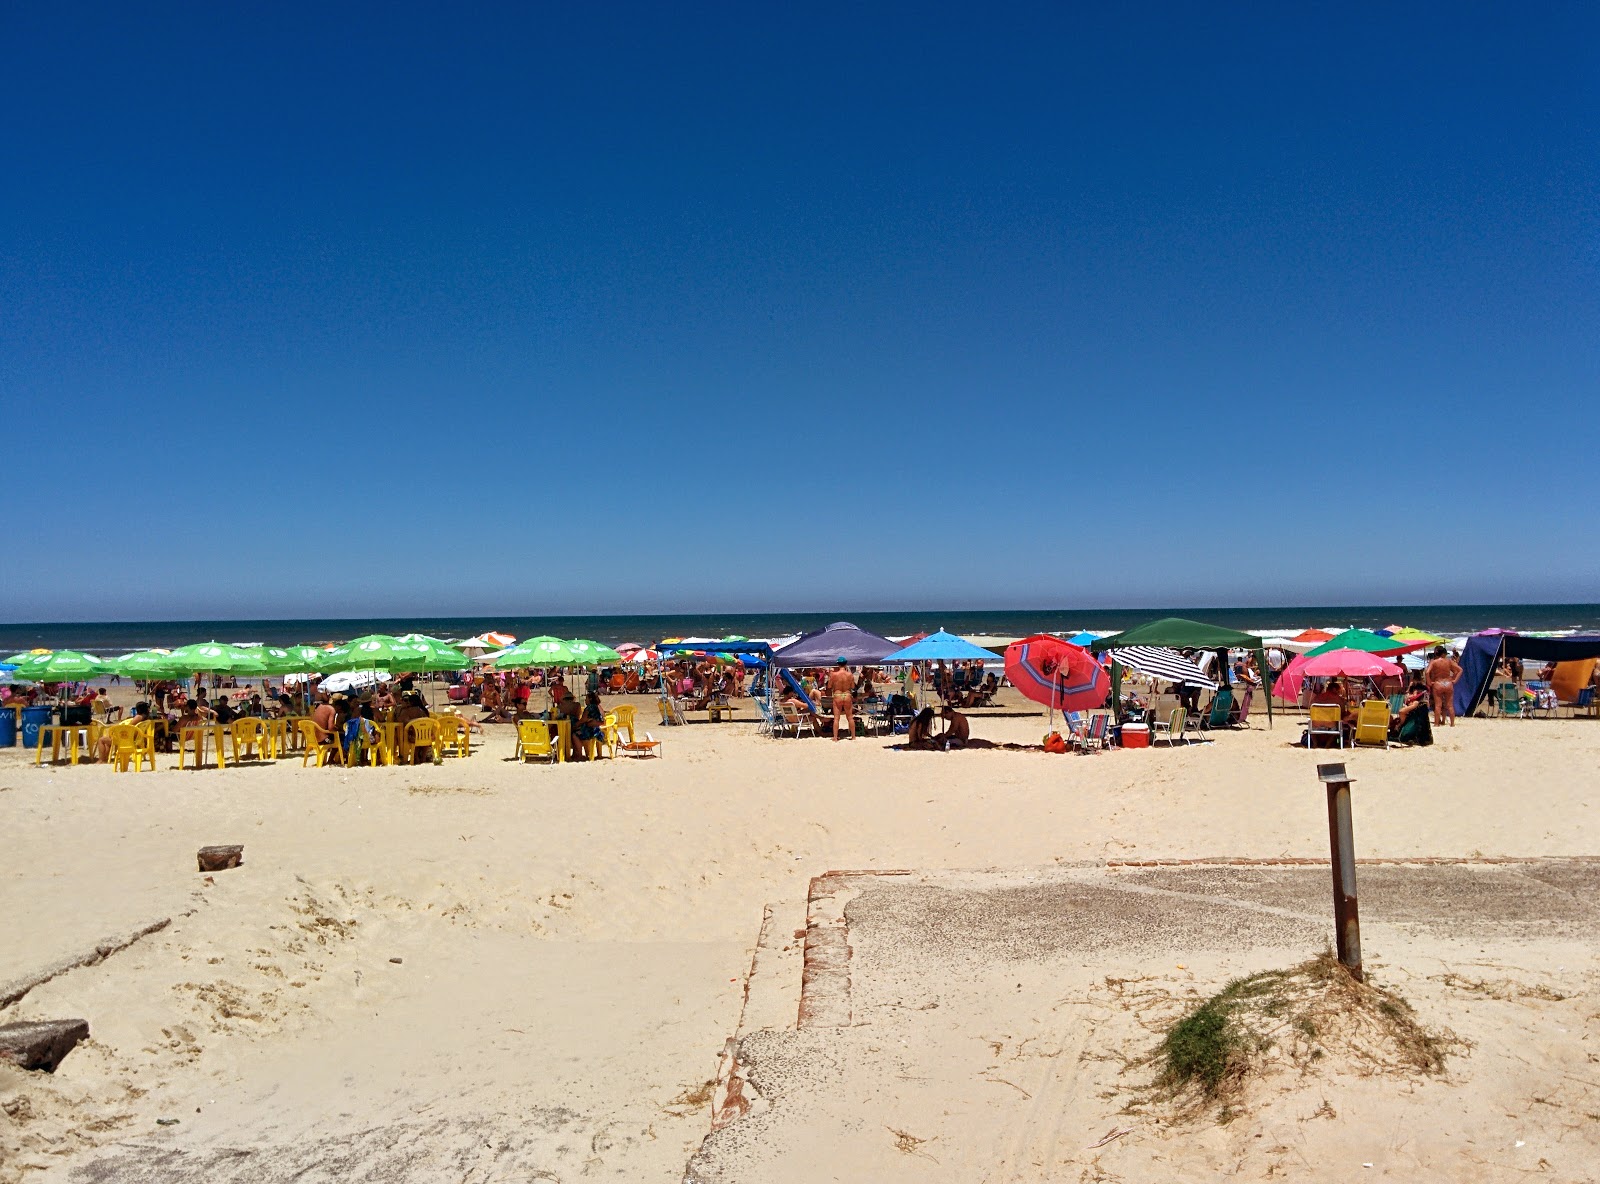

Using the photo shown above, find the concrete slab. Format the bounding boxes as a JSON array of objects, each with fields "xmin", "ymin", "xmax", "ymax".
[{"xmin": 688, "ymin": 861, "xmax": 1600, "ymax": 1183}]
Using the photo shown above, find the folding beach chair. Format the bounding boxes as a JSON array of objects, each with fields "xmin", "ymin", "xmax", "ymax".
[
  {"xmin": 1352, "ymin": 700, "xmax": 1391, "ymax": 748},
  {"xmin": 1204, "ymin": 688, "xmax": 1235, "ymax": 730},
  {"xmin": 1306, "ymin": 704, "xmax": 1344, "ymax": 749},
  {"xmin": 1153, "ymin": 707, "xmax": 1193, "ymax": 747},
  {"xmin": 1074, "ymin": 711, "xmax": 1110, "ymax": 753}
]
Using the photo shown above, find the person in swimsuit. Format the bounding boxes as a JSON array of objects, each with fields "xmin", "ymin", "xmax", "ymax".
[
  {"xmin": 905, "ymin": 707, "xmax": 939, "ymax": 750},
  {"xmin": 827, "ymin": 658, "xmax": 856, "ymax": 741},
  {"xmin": 1425, "ymin": 646, "xmax": 1463, "ymax": 727},
  {"xmin": 938, "ymin": 706, "xmax": 971, "ymax": 749}
]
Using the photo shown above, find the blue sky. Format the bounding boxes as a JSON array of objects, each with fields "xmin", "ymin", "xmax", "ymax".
[{"xmin": 3, "ymin": 2, "xmax": 1596, "ymax": 621}]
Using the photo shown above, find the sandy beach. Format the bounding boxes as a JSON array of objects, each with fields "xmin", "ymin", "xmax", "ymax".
[{"xmin": 2, "ymin": 691, "xmax": 1598, "ymax": 1181}]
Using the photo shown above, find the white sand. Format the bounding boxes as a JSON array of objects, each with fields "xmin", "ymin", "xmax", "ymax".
[{"xmin": 2, "ymin": 695, "xmax": 1598, "ymax": 1180}]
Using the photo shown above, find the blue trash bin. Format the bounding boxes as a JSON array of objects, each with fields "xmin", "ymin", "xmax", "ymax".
[
  {"xmin": 0, "ymin": 709, "xmax": 15, "ymax": 748},
  {"xmin": 21, "ymin": 705, "xmax": 54, "ymax": 749}
]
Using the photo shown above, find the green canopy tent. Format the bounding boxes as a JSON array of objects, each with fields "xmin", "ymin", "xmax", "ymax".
[{"xmin": 1089, "ymin": 617, "xmax": 1272, "ymax": 726}]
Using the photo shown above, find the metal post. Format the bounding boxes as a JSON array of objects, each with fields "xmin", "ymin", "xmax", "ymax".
[{"xmin": 1317, "ymin": 762, "xmax": 1362, "ymax": 981}]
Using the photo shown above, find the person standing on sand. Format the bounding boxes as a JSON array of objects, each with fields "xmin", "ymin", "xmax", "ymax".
[
  {"xmin": 1426, "ymin": 646, "xmax": 1463, "ymax": 727},
  {"xmin": 827, "ymin": 658, "xmax": 855, "ymax": 741}
]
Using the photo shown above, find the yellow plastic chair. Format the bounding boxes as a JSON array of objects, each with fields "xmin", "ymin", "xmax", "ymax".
[
  {"xmin": 433, "ymin": 714, "xmax": 467, "ymax": 758},
  {"xmin": 1353, "ymin": 700, "xmax": 1392, "ymax": 749},
  {"xmin": 404, "ymin": 718, "xmax": 439, "ymax": 764},
  {"xmin": 231, "ymin": 718, "xmax": 268, "ymax": 761},
  {"xmin": 585, "ymin": 715, "xmax": 617, "ymax": 761},
  {"xmin": 298, "ymin": 719, "xmax": 343, "ymax": 767},
  {"xmin": 515, "ymin": 719, "xmax": 557, "ymax": 764},
  {"xmin": 104, "ymin": 723, "xmax": 154, "ymax": 772},
  {"xmin": 1306, "ymin": 703, "xmax": 1344, "ymax": 749},
  {"xmin": 611, "ymin": 705, "xmax": 637, "ymax": 746}
]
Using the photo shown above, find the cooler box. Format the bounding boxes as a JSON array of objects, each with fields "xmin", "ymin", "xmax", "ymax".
[
  {"xmin": 21, "ymin": 705, "xmax": 54, "ymax": 749},
  {"xmin": 0, "ymin": 709, "xmax": 15, "ymax": 748},
  {"xmin": 1121, "ymin": 723, "xmax": 1149, "ymax": 749}
]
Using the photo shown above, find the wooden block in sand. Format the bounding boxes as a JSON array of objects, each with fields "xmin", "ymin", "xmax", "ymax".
[
  {"xmin": 0, "ymin": 1019, "xmax": 90, "ymax": 1072},
  {"xmin": 197, "ymin": 845, "xmax": 244, "ymax": 872}
]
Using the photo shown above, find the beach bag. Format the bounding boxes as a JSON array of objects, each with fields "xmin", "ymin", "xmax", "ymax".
[{"xmin": 1043, "ymin": 731, "xmax": 1069, "ymax": 754}]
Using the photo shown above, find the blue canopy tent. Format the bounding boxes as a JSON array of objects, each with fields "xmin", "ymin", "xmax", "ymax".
[
  {"xmin": 657, "ymin": 640, "xmax": 773, "ymax": 659},
  {"xmin": 656, "ymin": 639, "xmax": 777, "ymax": 713},
  {"xmin": 1455, "ymin": 632, "xmax": 1600, "ymax": 717}
]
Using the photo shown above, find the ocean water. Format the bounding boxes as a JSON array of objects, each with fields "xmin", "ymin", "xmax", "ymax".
[{"xmin": 2, "ymin": 605, "xmax": 1598, "ymax": 658}]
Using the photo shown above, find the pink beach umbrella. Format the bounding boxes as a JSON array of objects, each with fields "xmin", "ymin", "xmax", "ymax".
[
  {"xmin": 1299, "ymin": 649, "xmax": 1403, "ymax": 679},
  {"xmin": 1274, "ymin": 649, "xmax": 1400, "ymax": 701}
]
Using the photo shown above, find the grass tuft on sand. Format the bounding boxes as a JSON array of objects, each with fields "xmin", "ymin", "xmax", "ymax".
[{"xmin": 1153, "ymin": 951, "xmax": 1455, "ymax": 1121}]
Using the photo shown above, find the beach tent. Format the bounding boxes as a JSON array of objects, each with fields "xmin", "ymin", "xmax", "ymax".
[
  {"xmin": 1067, "ymin": 631, "xmax": 1101, "ymax": 647},
  {"xmin": 1454, "ymin": 632, "xmax": 1600, "ymax": 717},
  {"xmin": 1090, "ymin": 617, "xmax": 1271, "ymax": 723},
  {"xmin": 658, "ymin": 639, "xmax": 774, "ymax": 658},
  {"xmin": 770, "ymin": 622, "xmax": 901, "ymax": 668}
]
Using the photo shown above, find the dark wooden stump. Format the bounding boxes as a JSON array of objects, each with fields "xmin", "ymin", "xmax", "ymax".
[
  {"xmin": 0, "ymin": 1019, "xmax": 90, "ymax": 1072},
  {"xmin": 197, "ymin": 845, "xmax": 244, "ymax": 873}
]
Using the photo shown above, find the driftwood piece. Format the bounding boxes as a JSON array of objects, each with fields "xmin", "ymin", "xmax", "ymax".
[
  {"xmin": 197, "ymin": 845, "xmax": 244, "ymax": 873},
  {"xmin": 0, "ymin": 1019, "xmax": 90, "ymax": 1071}
]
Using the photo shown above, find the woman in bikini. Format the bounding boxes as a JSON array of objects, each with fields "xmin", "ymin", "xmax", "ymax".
[{"xmin": 1425, "ymin": 647, "xmax": 1463, "ymax": 727}]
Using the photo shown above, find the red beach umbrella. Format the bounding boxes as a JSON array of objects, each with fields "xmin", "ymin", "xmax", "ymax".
[
  {"xmin": 1291, "ymin": 628, "xmax": 1336, "ymax": 644},
  {"xmin": 1004, "ymin": 634, "xmax": 1108, "ymax": 713}
]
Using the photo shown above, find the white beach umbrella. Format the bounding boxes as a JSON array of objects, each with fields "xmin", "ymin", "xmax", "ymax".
[{"xmin": 321, "ymin": 669, "xmax": 392, "ymax": 693}]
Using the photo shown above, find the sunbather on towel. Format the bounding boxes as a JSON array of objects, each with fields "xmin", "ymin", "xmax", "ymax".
[
  {"xmin": 906, "ymin": 708, "xmax": 940, "ymax": 750},
  {"xmin": 938, "ymin": 706, "xmax": 997, "ymax": 749}
]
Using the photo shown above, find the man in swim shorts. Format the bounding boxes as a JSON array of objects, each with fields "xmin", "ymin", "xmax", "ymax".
[
  {"xmin": 1425, "ymin": 646, "xmax": 1463, "ymax": 727},
  {"xmin": 827, "ymin": 658, "xmax": 856, "ymax": 741}
]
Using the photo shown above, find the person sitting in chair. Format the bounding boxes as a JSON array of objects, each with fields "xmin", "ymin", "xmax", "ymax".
[{"xmin": 1390, "ymin": 679, "xmax": 1433, "ymax": 746}]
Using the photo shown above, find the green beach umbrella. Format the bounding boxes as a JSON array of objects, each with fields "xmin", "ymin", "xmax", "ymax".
[
  {"xmin": 494, "ymin": 636, "xmax": 582, "ymax": 670},
  {"xmin": 1305, "ymin": 629, "xmax": 1418, "ymax": 658},
  {"xmin": 253, "ymin": 645, "xmax": 330, "ymax": 675},
  {"xmin": 115, "ymin": 650, "xmax": 189, "ymax": 680},
  {"xmin": 568, "ymin": 639, "xmax": 622, "ymax": 664},
  {"xmin": 164, "ymin": 642, "xmax": 269, "ymax": 675},
  {"xmin": 395, "ymin": 635, "xmax": 472, "ymax": 671},
  {"xmin": 9, "ymin": 649, "xmax": 110, "ymax": 681},
  {"xmin": 320, "ymin": 634, "xmax": 423, "ymax": 671}
]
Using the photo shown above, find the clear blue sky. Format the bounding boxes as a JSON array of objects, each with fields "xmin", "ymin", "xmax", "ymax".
[{"xmin": 3, "ymin": 2, "xmax": 1596, "ymax": 621}]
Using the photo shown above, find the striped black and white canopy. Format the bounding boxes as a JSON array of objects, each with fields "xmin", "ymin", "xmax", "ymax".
[{"xmin": 1109, "ymin": 646, "xmax": 1217, "ymax": 689}]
